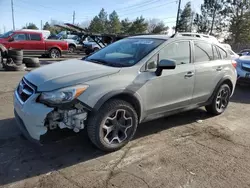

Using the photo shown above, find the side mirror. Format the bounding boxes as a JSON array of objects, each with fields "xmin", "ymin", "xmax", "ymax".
[
  {"xmin": 155, "ymin": 59, "xmax": 176, "ymax": 76},
  {"xmin": 8, "ymin": 37, "xmax": 14, "ymax": 42}
]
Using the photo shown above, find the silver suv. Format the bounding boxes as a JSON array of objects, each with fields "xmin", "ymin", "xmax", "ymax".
[{"xmin": 14, "ymin": 35, "xmax": 237, "ymax": 151}]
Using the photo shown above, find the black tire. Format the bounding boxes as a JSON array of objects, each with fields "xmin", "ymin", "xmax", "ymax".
[
  {"xmin": 8, "ymin": 49, "xmax": 23, "ymax": 56},
  {"xmin": 23, "ymin": 57, "xmax": 40, "ymax": 68},
  {"xmin": 4, "ymin": 64, "xmax": 26, "ymax": 71},
  {"xmin": 205, "ymin": 84, "xmax": 231, "ymax": 115},
  {"xmin": 87, "ymin": 100, "xmax": 138, "ymax": 152},
  {"xmin": 49, "ymin": 48, "xmax": 61, "ymax": 58},
  {"xmin": 68, "ymin": 45, "xmax": 76, "ymax": 53},
  {"xmin": 13, "ymin": 60, "xmax": 23, "ymax": 66},
  {"xmin": 25, "ymin": 62, "xmax": 40, "ymax": 68},
  {"xmin": 10, "ymin": 55, "xmax": 23, "ymax": 61},
  {"xmin": 23, "ymin": 57, "xmax": 39, "ymax": 64}
]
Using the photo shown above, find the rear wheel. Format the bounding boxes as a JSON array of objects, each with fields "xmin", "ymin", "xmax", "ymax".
[
  {"xmin": 205, "ymin": 84, "xmax": 231, "ymax": 115},
  {"xmin": 68, "ymin": 45, "xmax": 76, "ymax": 53},
  {"xmin": 49, "ymin": 48, "xmax": 61, "ymax": 58},
  {"xmin": 87, "ymin": 100, "xmax": 138, "ymax": 152}
]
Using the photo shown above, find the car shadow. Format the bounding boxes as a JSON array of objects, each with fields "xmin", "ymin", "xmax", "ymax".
[
  {"xmin": 0, "ymin": 108, "xmax": 211, "ymax": 186},
  {"xmin": 230, "ymin": 85, "xmax": 250, "ymax": 104}
]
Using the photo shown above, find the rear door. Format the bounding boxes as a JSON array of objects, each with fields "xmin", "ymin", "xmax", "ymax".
[
  {"xmin": 192, "ymin": 41, "xmax": 225, "ymax": 104},
  {"xmin": 25, "ymin": 33, "xmax": 45, "ymax": 55}
]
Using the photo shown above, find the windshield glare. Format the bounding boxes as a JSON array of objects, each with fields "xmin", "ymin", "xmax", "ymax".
[
  {"xmin": 0, "ymin": 31, "xmax": 13, "ymax": 38},
  {"xmin": 85, "ymin": 38, "xmax": 165, "ymax": 67}
]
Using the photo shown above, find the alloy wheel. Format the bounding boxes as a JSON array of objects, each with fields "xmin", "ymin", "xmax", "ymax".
[
  {"xmin": 216, "ymin": 87, "xmax": 230, "ymax": 111},
  {"xmin": 101, "ymin": 109, "xmax": 133, "ymax": 145}
]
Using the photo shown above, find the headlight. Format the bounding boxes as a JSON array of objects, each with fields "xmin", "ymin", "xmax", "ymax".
[{"xmin": 39, "ymin": 85, "xmax": 88, "ymax": 105}]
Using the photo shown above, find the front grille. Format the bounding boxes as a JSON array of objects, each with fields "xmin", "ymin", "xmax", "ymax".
[
  {"xmin": 242, "ymin": 66, "xmax": 250, "ymax": 72},
  {"xmin": 17, "ymin": 78, "xmax": 36, "ymax": 103}
]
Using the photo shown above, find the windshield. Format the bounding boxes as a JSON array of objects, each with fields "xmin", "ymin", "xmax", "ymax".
[
  {"xmin": 85, "ymin": 38, "xmax": 165, "ymax": 67},
  {"xmin": 0, "ymin": 31, "xmax": 13, "ymax": 38}
]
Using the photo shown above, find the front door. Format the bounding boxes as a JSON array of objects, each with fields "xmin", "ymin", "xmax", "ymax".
[
  {"xmin": 8, "ymin": 33, "xmax": 29, "ymax": 51},
  {"xmin": 142, "ymin": 40, "xmax": 195, "ymax": 117}
]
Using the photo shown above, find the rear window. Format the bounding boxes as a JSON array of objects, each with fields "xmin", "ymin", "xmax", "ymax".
[
  {"xmin": 30, "ymin": 34, "xmax": 41, "ymax": 41},
  {"xmin": 218, "ymin": 47, "xmax": 227, "ymax": 59}
]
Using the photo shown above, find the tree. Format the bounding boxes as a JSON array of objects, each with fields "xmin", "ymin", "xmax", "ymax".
[
  {"xmin": 108, "ymin": 11, "xmax": 121, "ymax": 34},
  {"xmin": 23, "ymin": 23, "xmax": 38, "ymax": 30},
  {"xmin": 193, "ymin": 0, "xmax": 227, "ymax": 35},
  {"xmin": 147, "ymin": 19, "xmax": 168, "ymax": 34},
  {"xmin": 224, "ymin": 0, "xmax": 250, "ymax": 44},
  {"xmin": 128, "ymin": 16, "xmax": 148, "ymax": 34},
  {"xmin": 89, "ymin": 8, "xmax": 108, "ymax": 33},
  {"xmin": 177, "ymin": 1, "xmax": 193, "ymax": 32},
  {"xmin": 121, "ymin": 18, "xmax": 132, "ymax": 34},
  {"xmin": 43, "ymin": 22, "xmax": 50, "ymax": 30}
]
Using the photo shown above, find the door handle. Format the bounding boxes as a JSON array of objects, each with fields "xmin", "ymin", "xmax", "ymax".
[
  {"xmin": 216, "ymin": 66, "xmax": 223, "ymax": 71},
  {"xmin": 185, "ymin": 71, "xmax": 194, "ymax": 78}
]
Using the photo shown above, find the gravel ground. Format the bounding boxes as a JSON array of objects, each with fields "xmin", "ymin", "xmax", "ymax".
[{"xmin": 0, "ymin": 70, "xmax": 250, "ymax": 188}]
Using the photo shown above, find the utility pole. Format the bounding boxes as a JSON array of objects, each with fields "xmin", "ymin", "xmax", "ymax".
[
  {"xmin": 41, "ymin": 20, "xmax": 43, "ymax": 30},
  {"xmin": 175, "ymin": 0, "xmax": 182, "ymax": 33},
  {"xmin": 11, "ymin": 0, "xmax": 15, "ymax": 30},
  {"xmin": 73, "ymin": 11, "xmax": 75, "ymax": 24}
]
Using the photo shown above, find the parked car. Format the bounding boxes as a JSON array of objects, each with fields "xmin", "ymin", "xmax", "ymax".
[
  {"xmin": 236, "ymin": 56, "xmax": 250, "ymax": 84},
  {"xmin": 227, "ymin": 49, "xmax": 239, "ymax": 60},
  {"xmin": 238, "ymin": 49, "xmax": 250, "ymax": 56},
  {"xmin": 83, "ymin": 37, "xmax": 106, "ymax": 55},
  {"xmin": 0, "ymin": 30, "xmax": 68, "ymax": 58},
  {"xmin": 48, "ymin": 33, "xmax": 84, "ymax": 53},
  {"xmin": 13, "ymin": 35, "xmax": 237, "ymax": 151}
]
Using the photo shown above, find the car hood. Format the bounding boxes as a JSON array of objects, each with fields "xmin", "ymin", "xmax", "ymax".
[
  {"xmin": 237, "ymin": 56, "xmax": 250, "ymax": 63},
  {"xmin": 25, "ymin": 59, "xmax": 120, "ymax": 91}
]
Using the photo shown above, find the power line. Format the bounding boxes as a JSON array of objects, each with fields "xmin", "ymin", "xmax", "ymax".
[
  {"xmin": 119, "ymin": 1, "xmax": 177, "ymax": 17},
  {"xmin": 116, "ymin": 0, "xmax": 164, "ymax": 12}
]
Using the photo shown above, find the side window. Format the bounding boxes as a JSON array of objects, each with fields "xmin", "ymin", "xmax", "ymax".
[
  {"xmin": 30, "ymin": 34, "xmax": 41, "ymax": 41},
  {"xmin": 159, "ymin": 41, "xmax": 190, "ymax": 65},
  {"xmin": 213, "ymin": 45, "xmax": 220, "ymax": 60},
  {"xmin": 194, "ymin": 42, "xmax": 213, "ymax": 62},
  {"xmin": 13, "ymin": 33, "xmax": 27, "ymax": 41},
  {"xmin": 218, "ymin": 47, "xmax": 227, "ymax": 59}
]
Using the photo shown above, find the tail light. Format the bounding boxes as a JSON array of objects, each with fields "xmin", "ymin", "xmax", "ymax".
[{"xmin": 232, "ymin": 60, "xmax": 237, "ymax": 68}]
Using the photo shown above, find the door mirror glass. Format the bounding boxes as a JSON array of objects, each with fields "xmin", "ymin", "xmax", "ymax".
[
  {"xmin": 158, "ymin": 59, "xmax": 176, "ymax": 69},
  {"xmin": 8, "ymin": 37, "xmax": 14, "ymax": 42}
]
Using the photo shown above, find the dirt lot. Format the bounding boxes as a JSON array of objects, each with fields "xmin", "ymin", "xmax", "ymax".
[{"xmin": 0, "ymin": 70, "xmax": 250, "ymax": 188}]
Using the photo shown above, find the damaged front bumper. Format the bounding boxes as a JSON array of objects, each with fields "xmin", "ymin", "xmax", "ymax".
[{"xmin": 14, "ymin": 91, "xmax": 54, "ymax": 142}]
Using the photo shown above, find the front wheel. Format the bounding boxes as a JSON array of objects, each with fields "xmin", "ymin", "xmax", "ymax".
[
  {"xmin": 206, "ymin": 84, "xmax": 231, "ymax": 115},
  {"xmin": 68, "ymin": 45, "xmax": 76, "ymax": 53},
  {"xmin": 49, "ymin": 48, "xmax": 61, "ymax": 58},
  {"xmin": 87, "ymin": 100, "xmax": 138, "ymax": 152}
]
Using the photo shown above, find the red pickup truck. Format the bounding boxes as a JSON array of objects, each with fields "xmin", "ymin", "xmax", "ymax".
[{"xmin": 0, "ymin": 30, "xmax": 68, "ymax": 58}]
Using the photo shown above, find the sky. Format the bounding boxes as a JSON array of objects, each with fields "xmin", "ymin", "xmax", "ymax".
[{"xmin": 0, "ymin": 0, "xmax": 201, "ymax": 33}]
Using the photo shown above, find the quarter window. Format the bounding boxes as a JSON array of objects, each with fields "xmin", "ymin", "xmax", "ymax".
[
  {"xmin": 30, "ymin": 34, "xmax": 41, "ymax": 41},
  {"xmin": 194, "ymin": 42, "xmax": 213, "ymax": 62},
  {"xmin": 159, "ymin": 41, "xmax": 190, "ymax": 65}
]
